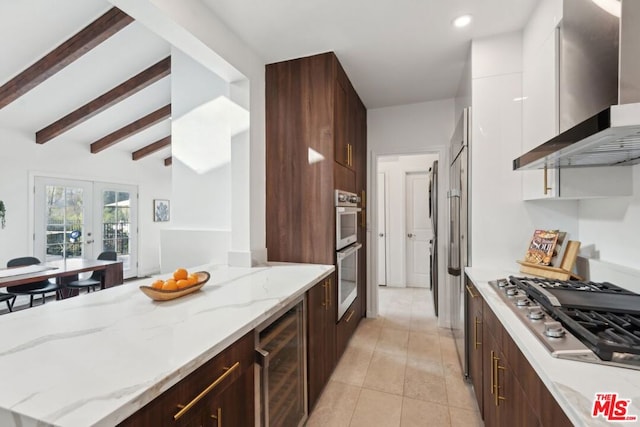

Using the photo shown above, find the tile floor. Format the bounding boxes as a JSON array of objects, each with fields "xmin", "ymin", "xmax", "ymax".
[{"xmin": 307, "ymin": 286, "xmax": 483, "ymax": 427}]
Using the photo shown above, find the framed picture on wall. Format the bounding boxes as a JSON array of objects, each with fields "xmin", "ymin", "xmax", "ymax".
[{"xmin": 153, "ymin": 199, "xmax": 170, "ymax": 222}]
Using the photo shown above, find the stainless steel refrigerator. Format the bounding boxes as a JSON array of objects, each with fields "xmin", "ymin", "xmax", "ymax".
[
  {"xmin": 428, "ymin": 160, "xmax": 438, "ymax": 316},
  {"xmin": 448, "ymin": 107, "xmax": 470, "ymax": 378}
]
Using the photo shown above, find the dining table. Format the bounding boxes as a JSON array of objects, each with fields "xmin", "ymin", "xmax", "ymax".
[{"xmin": 0, "ymin": 258, "xmax": 124, "ymax": 293}]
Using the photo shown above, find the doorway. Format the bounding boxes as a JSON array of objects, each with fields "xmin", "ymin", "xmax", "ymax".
[
  {"xmin": 34, "ymin": 177, "xmax": 138, "ymax": 279},
  {"xmin": 375, "ymin": 154, "xmax": 437, "ymax": 288}
]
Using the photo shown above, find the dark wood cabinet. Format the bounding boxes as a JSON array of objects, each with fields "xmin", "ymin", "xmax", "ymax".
[
  {"xmin": 118, "ymin": 332, "xmax": 254, "ymax": 427},
  {"xmin": 307, "ymin": 274, "xmax": 337, "ymax": 411},
  {"xmin": 336, "ymin": 297, "xmax": 360, "ymax": 358},
  {"xmin": 266, "ymin": 51, "xmax": 367, "ymax": 408},
  {"xmin": 464, "ymin": 274, "xmax": 573, "ymax": 427},
  {"xmin": 465, "ymin": 278, "xmax": 483, "ymax": 415}
]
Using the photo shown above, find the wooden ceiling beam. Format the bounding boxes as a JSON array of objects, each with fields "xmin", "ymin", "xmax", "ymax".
[
  {"xmin": 164, "ymin": 157, "xmax": 172, "ymax": 166},
  {"xmin": 132, "ymin": 136, "xmax": 171, "ymax": 160},
  {"xmin": 90, "ymin": 104, "xmax": 171, "ymax": 154},
  {"xmin": 0, "ymin": 7, "xmax": 133, "ymax": 109},
  {"xmin": 36, "ymin": 56, "xmax": 170, "ymax": 144}
]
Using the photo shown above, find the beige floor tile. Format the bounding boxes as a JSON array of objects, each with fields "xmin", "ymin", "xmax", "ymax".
[
  {"xmin": 406, "ymin": 356, "xmax": 445, "ymax": 378},
  {"xmin": 404, "ymin": 364, "xmax": 448, "ymax": 405},
  {"xmin": 376, "ymin": 328, "xmax": 410, "ymax": 355},
  {"xmin": 363, "ymin": 349, "xmax": 407, "ymax": 395},
  {"xmin": 380, "ymin": 310, "xmax": 413, "ymax": 331},
  {"xmin": 401, "ymin": 397, "xmax": 451, "ymax": 427},
  {"xmin": 331, "ymin": 345, "xmax": 374, "ymax": 387},
  {"xmin": 408, "ymin": 331, "xmax": 441, "ymax": 361},
  {"xmin": 306, "ymin": 380, "xmax": 361, "ymax": 427},
  {"xmin": 350, "ymin": 321, "xmax": 382, "ymax": 352},
  {"xmin": 449, "ymin": 407, "xmax": 483, "ymax": 427},
  {"xmin": 444, "ymin": 374, "xmax": 480, "ymax": 411},
  {"xmin": 350, "ymin": 388, "xmax": 403, "ymax": 427}
]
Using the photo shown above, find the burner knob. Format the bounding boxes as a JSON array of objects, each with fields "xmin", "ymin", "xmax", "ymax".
[
  {"xmin": 515, "ymin": 295, "xmax": 530, "ymax": 307},
  {"xmin": 497, "ymin": 279, "xmax": 508, "ymax": 288},
  {"xmin": 527, "ymin": 306, "xmax": 545, "ymax": 320},
  {"xmin": 544, "ymin": 321, "xmax": 565, "ymax": 338},
  {"xmin": 506, "ymin": 287, "xmax": 518, "ymax": 297}
]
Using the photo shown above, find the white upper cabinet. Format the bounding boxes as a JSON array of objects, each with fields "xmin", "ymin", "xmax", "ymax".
[{"xmin": 520, "ymin": 0, "xmax": 632, "ymax": 200}]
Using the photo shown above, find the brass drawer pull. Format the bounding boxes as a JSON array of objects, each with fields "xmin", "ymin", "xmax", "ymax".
[
  {"xmin": 174, "ymin": 361, "xmax": 240, "ymax": 420},
  {"xmin": 345, "ymin": 309, "xmax": 355, "ymax": 323},
  {"xmin": 474, "ymin": 318, "xmax": 482, "ymax": 349},
  {"xmin": 465, "ymin": 284, "xmax": 477, "ymax": 299},
  {"xmin": 495, "ymin": 361, "xmax": 507, "ymax": 406},
  {"xmin": 210, "ymin": 407, "xmax": 222, "ymax": 425},
  {"xmin": 490, "ymin": 350, "xmax": 496, "ymax": 396},
  {"xmin": 321, "ymin": 281, "xmax": 327, "ymax": 308}
]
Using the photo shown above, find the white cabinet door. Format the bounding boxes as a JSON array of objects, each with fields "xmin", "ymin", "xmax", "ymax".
[{"xmin": 522, "ymin": 27, "xmax": 559, "ymax": 200}]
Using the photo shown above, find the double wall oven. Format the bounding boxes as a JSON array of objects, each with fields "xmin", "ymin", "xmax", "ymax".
[{"xmin": 335, "ymin": 190, "xmax": 362, "ymax": 320}]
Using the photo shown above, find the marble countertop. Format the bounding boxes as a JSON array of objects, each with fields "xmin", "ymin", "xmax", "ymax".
[
  {"xmin": 465, "ymin": 267, "xmax": 640, "ymax": 427},
  {"xmin": 0, "ymin": 262, "xmax": 334, "ymax": 427}
]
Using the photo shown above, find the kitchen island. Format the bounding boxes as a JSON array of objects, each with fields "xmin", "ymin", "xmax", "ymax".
[
  {"xmin": 0, "ymin": 262, "xmax": 334, "ymax": 427},
  {"xmin": 466, "ymin": 267, "xmax": 640, "ymax": 426}
]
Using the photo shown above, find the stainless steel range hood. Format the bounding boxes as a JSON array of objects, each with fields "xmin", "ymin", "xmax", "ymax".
[{"xmin": 514, "ymin": 0, "xmax": 640, "ymax": 170}]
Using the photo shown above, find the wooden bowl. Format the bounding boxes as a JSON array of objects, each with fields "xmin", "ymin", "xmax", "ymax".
[{"xmin": 139, "ymin": 271, "xmax": 211, "ymax": 301}]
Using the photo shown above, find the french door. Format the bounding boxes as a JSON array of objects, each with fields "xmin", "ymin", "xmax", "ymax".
[{"xmin": 34, "ymin": 177, "xmax": 138, "ymax": 278}]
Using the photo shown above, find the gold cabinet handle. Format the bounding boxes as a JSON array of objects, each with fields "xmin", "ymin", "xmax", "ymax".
[
  {"xmin": 325, "ymin": 279, "xmax": 331, "ymax": 310},
  {"xmin": 496, "ymin": 361, "xmax": 507, "ymax": 406},
  {"xmin": 345, "ymin": 309, "xmax": 355, "ymax": 323},
  {"xmin": 321, "ymin": 281, "xmax": 327, "ymax": 308},
  {"xmin": 465, "ymin": 284, "xmax": 477, "ymax": 299},
  {"xmin": 210, "ymin": 407, "xmax": 222, "ymax": 425},
  {"xmin": 174, "ymin": 362, "xmax": 240, "ymax": 420},
  {"xmin": 490, "ymin": 350, "xmax": 496, "ymax": 396},
  {"xmin": 474, "ymin": 318, "xmax": 482, "ymax": 349},
  {"xmin": 543, "ymin": 165, "xmax": 552, "ymax": 195}
]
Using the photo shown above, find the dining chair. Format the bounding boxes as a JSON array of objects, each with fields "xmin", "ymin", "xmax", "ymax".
[
  {"xmin": 6, "ymin": 257, "xmax": 64, "ymax": 307},
  {"xmin": 66, "ymin": 251, "xmax": 118, "ymax": 293},
  {"xmin": 0, "ymin": 292, "xmax": 16, "ymax": 313}
]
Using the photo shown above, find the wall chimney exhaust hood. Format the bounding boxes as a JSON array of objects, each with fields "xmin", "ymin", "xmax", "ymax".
[{"xmin": 514, "ymin": 0, "xmax": 640, "ymax": 170}]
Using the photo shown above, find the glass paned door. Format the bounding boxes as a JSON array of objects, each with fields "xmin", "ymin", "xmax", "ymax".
[
  {"xmin": 46, "ymin": 186, "xmax": 85, "ymax": 259},
  {"xmin": 95, "ymin": 183, "xmax": 137, "ymax": 278},
  {"xmin": 35, "ymin": 178, "xmax": 93, "ymax": 262},
  {"xmin": 35, "ymin": 178, "xmax": 138, "ymax": 279}
]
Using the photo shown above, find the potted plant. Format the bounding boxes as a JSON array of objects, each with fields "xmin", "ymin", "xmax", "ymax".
[{"xmin": 0, "ymin": 200, "xmax": 5, "ymax": 229}]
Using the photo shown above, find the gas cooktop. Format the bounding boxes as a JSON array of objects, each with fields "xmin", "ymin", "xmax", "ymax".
[{"xmin": 489, "ymin": 277, "xmax": 640, "ymax": 370}]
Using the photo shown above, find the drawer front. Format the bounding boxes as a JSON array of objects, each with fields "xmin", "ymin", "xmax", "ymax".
[
  {"xmin": 336, "ymin": 298, "xmax": 360, "ymax": 359},
  {"xmin": 119, "ymin": 332, "xmax": 254, "ymax": 426},
  {"xmin": 482, "ymin": 300, "xmax": 502, "ymax": 348}
]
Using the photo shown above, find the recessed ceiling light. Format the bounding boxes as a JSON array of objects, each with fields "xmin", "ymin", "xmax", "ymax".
[{"xmin": 453, "ymin": 14, "xmax": 472, "ymax": 28}]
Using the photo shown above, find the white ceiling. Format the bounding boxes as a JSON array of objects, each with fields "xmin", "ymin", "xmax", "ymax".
[
  {"xmin": 0, "ymin": 0, "xmax": 172, "ymax": 162},
  {"xmin": 0, "ymin": 0, "xmax": 539, "ymax": 162},
  {"xmin": 201, "ymin": 0, "xmax": 539, "ymax": 108}
]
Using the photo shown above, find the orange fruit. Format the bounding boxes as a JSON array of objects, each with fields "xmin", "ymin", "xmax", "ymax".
[
  {"xmin": 176, "ymin": 279, "xmax": 190, "ymax": 289},
  {"xmin": 162, "ymin": 279, "xmax": 178, "ymax": 291},
  {"xmin": 173, "ymin": 268, "xmax": 188, "ymax": 281},
  {"xmin": 151, "ymin": 279, "xmax": 164, "ymax": 290},
  {"xmin": 187, "ymin": 273, "xmax": 199, "ymax": 285}
]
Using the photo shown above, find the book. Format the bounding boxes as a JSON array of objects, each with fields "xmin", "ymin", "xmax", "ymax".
[
  {"xmin": 524, "ymin": 229, "xmax": 559, "ymax": 265},
  {"xmin": 550, "ymin": 231, "xmax": 568, "ymax": 268}
]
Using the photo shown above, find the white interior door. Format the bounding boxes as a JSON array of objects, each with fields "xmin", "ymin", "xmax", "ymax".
[
  {"xmin": 34, "ymin": 177, "xmax": 138, "ymax": 279},
  {"xmin": 377, "ymin": 172, "xmax": 387, "ymax": 286},
  {"xmin": 406, "ymin": 172, "xmax": 431, "ymax": 287}
]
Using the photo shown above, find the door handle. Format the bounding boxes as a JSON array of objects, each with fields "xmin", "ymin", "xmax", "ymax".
[
  {"xmin": 379, "ymin": 233, "xmax": 384, "ymax": 237},
  {"xmin": 407, "ymin": 233, "xmax": 413, "ymax": 238},
  {"xmin": 86, "ymin": 240, "xmax": 94, "ymax": 244}
]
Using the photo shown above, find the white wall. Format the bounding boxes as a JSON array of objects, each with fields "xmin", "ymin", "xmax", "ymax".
[
  {"xmin": 377, "ymin": 153, "xmax": 437, "ymax": 287},
  {"xmin": 578, "ymin": 164, "xmax": 640, "ymax": 268},
  {"xmin": 367, "ymin": 99, "xmax": 453, "ymax": 318},
  {"xmin": 0, "ymin": 127, "xmax": 171, "ymax": 276},
  {"xmin": 470, "ymin": 32, "xmax": 579, "ymax": 271},
  {"xmin": 111, "ymin": 0, "xmax": 267, "ymax": 266}
]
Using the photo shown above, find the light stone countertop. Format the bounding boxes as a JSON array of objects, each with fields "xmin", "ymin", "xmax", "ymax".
[
  {"xmin": 0, "ymin": 262, "xmax": 334, "ymax": 427},
  {"xmin": 465, "ymin": 267, "xmax": 640, "ymax": 427}
]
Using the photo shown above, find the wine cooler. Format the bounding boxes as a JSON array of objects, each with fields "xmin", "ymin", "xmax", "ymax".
[{"xmin": 256, "ymin": 297, "xmax": 307, "ymax": 427}]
